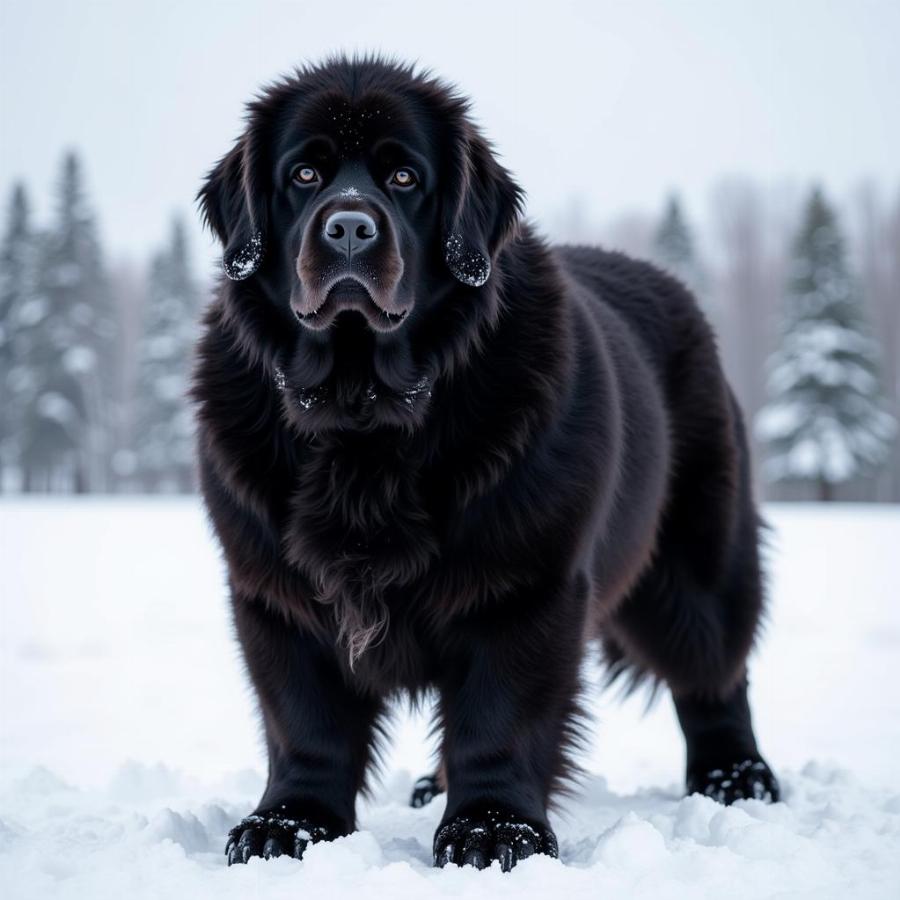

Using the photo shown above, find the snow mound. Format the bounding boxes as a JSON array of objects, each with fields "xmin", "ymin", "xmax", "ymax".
[{"xmin": 1, "ymin": 764, "xmax": 898, "ymax": 899}]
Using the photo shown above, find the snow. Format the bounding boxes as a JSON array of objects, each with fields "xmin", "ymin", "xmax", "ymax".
[
  {"xmin": 34, "ymin": 391, "xmax": 77, "ymax": 426},
  {"xmin": 223, "ymin": 230, "xmax": 264, "ymax": 280},
  {"xmin": 62, "ymin": 345, "xmax": 97, "ymax": 374},
  {"xmin": 444, "ymin": 233, "xmax": 491, "ymax": 287},
  {"xmin": 1, "ymin": 499, "xmax": 899, "ymax": 898}
]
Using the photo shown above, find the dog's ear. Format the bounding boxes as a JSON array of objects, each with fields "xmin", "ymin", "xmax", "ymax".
[
  {"xmin": 197, "ymin": 130, "xmax": 268, "ymax": 281},
  {"xmin": 442, "ymin": 127, "xmax": 524, "ymax": 287}
]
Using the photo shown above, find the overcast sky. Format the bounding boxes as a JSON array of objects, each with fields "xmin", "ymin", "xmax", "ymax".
[{"xmin": 1, "ymin": 0, "xmax": 898, "ymax": 273}]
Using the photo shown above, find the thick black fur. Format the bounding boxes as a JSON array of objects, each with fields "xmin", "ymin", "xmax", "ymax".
[{"xmin": 194, "ymin": 56, "xmax": 778, "ymax": 872}]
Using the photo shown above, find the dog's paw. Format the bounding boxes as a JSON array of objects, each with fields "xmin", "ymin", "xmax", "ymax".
[
  {"xmin": 687, "ymin": 757, "xmax": 780, "ymax": 804},
  {"xmin": 433, "ymin": 807, "xmax": 558, "ymax": 871},
  {"xmin": 410, "ymin": 773, "xmax": 444, "ymax": 808},
  {"xmin": 225, "ymin": 807, "xmax": 335, "ymax": 865}
]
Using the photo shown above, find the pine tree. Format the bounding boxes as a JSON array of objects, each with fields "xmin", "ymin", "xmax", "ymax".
[
  {"xmin": 28, "ymin": 151, "xmax": 116, "ymax": 491},
  {"xmin": 756, "ymin": 188, "xmax": 896, "ymax": 500},
  {"xmin": 0, "ymin": 183, "xmax": 41, "ymax": 489},
  {"xmin": 653, "ymin": 194, "xmax": 705, "ymax": 297},
  {"xmin": 133, "ymin": 216, "xmax": 200, "ymax": 492}
]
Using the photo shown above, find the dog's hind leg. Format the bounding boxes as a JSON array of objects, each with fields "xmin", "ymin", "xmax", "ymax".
[
  {"xmin": 674, "ymin": 676, "xmax": 778, "ymax": 802},
  {"xmin": 604, "ymin": 546, "xmax": 779, "ymax": 803},
  {"xmin": 602, "ymin": 397, "xmax": 779, "ymax": 804}
]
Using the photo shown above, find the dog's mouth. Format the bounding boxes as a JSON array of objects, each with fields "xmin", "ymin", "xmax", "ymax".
[{"xmin": 293, "ymin": 277, "xmax": 409, "ymax": 332}]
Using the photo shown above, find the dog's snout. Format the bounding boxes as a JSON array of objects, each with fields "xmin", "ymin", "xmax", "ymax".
[{"xmin": 323, "ymin": 210, "xmax": 378, "ymax": 257}]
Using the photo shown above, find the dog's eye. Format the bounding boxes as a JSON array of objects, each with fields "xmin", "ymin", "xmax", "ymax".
[
  {"xmin": 390, "ymin": 168, "xmax": 417, "ymax": 188},
  {"xmin": 292, "ymin": 166, "xmax": 319, "ymax": 185}
]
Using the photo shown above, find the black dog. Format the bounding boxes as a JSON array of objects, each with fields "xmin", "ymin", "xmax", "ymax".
[{"xmin": 193, "ymin": 56, "xmax": 779, "ymax": 872}]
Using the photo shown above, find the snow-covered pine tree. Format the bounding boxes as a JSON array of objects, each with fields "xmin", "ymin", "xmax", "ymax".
[
  {"xmin": 653, "ymin": 193, "xmax": 705, "ymax": 298},
  {"xmin": 0, "ymin": 183, "xmax": 41, "ymax": 489},
  {"xmin": 756, "ymin": 187, "xmax": 896, "ymax": 500},
  {"xmin": 133, "ymin": 216, "xmax": 200, "ymax": 492},
  {"xmin": 28, "ymin": 151, "xmax": 116, "ymax": 492}
]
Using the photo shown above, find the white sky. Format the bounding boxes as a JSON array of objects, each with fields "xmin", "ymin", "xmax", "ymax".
[{"xmin": 1, "ymin": 0, "xmax": 898, "ymax": 273}]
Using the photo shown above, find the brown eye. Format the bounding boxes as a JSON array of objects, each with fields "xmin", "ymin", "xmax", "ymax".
[
  {"xmin": 292, "ymin": 166, "xmax": 319, "ymax": 185},
  {"xmin": 390, "ymin": 168, "xmax": 417, "ymax": 187}
]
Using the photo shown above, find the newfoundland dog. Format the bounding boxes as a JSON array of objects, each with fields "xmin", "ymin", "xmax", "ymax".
[{"xmin": 193, "ymin": 56, "xmax": 779, "ymax": 872}]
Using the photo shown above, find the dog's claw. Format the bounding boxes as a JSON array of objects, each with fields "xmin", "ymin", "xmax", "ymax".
[
  {"xmin": 262, "ymin": 837, "xmax": 282, "ymax": 859},
  {"xmin": 436, "ymin": 842, "xmax": 456, "ymax": 868},
  {"xmin": 494, "ymin": 842, "xmax": 514, "ymax": 872},
  {"xmin": 463, "ymin": 847, "xmax": 488, "ymax": 869},
  {"xmin": 234, "ymin": 828, "xmax": 263, "ymax": 864}
]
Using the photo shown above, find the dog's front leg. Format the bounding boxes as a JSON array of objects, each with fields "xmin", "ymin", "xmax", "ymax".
[
  {"xmin": 225, "ymin": 592, "xmax": 384, "ymax": 864},
  {"xmin": 433, "ymin": 579, "xmax": 586, "ymax": 871}
]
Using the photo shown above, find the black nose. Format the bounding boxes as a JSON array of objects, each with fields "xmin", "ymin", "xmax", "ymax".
[{"xmin": 323, "ymin": 210, "xmax": 378, "ymax": 256}]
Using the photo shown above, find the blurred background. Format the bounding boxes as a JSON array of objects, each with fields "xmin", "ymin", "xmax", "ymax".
[{"xmin": 1, "ymin": 0, "xmax": 898, "ymax": 502}]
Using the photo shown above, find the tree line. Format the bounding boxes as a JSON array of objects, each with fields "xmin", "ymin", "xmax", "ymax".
[
  {"xmin": 1, "ymin": 152, "xmax": 898, "ymax": 500},
  {"xmin": 0, "ymin": 151, "xmax": 198, "ymax": 493},
  {"xmin": 648, "ymin": 187, "xmax": 896, "ymax": 502}
]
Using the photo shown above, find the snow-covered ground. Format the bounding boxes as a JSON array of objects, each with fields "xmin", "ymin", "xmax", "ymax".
[{"xmin": 1, "ymin": 499, "xmax": 899, "ymax": 898}]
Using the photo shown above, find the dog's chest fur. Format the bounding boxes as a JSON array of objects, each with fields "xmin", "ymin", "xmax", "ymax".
[
  {"xmin": 285, "ymin": 432, "xmax": 437, "ymax": 582},
  {"xmin": 279, "ymin": 431, "xmax": 441, "ymax": 663}
]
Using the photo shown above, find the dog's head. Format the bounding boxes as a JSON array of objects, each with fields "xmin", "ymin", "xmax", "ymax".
[{"xmin": 198, "ymin": 57, "xmax": 523, "ymax": 432}]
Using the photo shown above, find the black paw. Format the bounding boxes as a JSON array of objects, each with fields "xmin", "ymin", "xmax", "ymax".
[
  {"xmin": 687, "ymin": 757, "xmax": 780, "ymax": 804},
  {"xmin": 434, "ymin": 808, "xmax": 558, "ymax": 872},
  {"xmin": 225, "ymin": 808, "xmax": 335, "ymax": 865},
  {"xmin": 410, "ymin": 773, "xmax": 444, "ymax": 808}
]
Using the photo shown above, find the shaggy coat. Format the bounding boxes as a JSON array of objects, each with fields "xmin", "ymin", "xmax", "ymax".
[{"xmin": 193, "ymin": 57, "xmax": 778, "ymax": 871}]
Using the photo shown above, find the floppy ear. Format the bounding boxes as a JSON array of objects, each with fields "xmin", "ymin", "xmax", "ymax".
[
  {"xmin": 442, "ymin": 127, "xmax": 524, "ymax": 287},
  {"xmin": 197, "ymin": 131, "xmax": 268, "ymax": 281}
]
